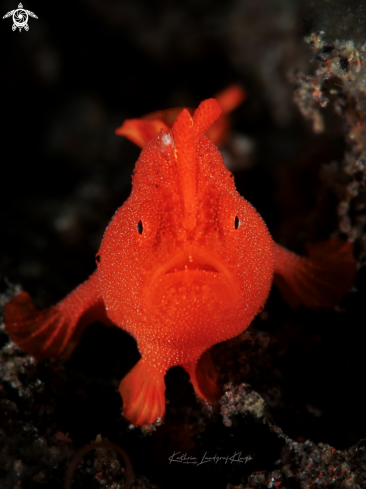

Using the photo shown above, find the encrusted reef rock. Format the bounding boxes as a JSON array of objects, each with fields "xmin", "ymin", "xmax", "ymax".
[{"xmin": 290, "ymin": 29, "xmax": 366, "ymax": 264}]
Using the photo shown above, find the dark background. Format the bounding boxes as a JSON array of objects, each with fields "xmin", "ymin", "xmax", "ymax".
[
  {"xmin": 1, "ymin": 1, "xmax": 366, "ymax": 488},
  {"xmin": 1, "ymin": 0, "xmax": 316, "ymax": 302}
]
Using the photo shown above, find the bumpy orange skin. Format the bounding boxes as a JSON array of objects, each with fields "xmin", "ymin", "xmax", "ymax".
[
  {"xmin": 4, "ymin": 93, "xmax": 356, "ymax": 427},
  {"xmin": 98, "ymin": 133, "xmax": 274, "ymax": 371}
]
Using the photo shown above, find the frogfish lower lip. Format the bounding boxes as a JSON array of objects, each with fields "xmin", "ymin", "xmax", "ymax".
[
  {"xmin": 142, "ymin": 247, "xmax": 240, "ymax": 309},
  {"xmin": 165, "ymin": 262, "xmax": 219, "ymax": 274},
  {"xmin": 157, "ymin": 247, "xmax": 223, "ymax": 279}
]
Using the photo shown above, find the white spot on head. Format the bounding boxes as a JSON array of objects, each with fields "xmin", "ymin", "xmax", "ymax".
[{"xmin": 161, "ymin": 132, "xmax": 173, "ymax": 147}]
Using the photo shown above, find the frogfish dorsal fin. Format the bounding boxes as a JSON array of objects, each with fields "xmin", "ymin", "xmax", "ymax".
[
  {"xmin": 171, "ymin": 99, "xmax": 221, "ymax": 231},
  {"xmin": 193, "ymin": 98, "xmax": 222, "ymax": 135}
]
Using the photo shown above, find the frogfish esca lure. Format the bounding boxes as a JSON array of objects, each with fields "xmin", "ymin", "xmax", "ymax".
[{"xmin": 4, "ymin": 87, "xmax": 356, "ymax": 426}]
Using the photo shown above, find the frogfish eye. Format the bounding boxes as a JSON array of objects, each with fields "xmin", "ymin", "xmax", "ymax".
[
  {"xmin": 95, "ymin": 254, "xmax": 101, "ymax": 264},
  {"xmin": 235, "ymin": 215, "xmax": 240, "ymax": 230},
  {"xmin": 137, "ymin": 220, "xmax": 143, "ymax": 234}
]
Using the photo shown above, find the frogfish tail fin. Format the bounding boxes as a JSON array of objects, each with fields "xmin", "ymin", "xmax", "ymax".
[
  {"xmin": 215, "ymin": 84, "xmax": 246, "ymax": 115},
  {"xmin": 273, "ymin": 238, "xmax": 356, "ymax": 309},
  {"xmin": 115, "ymin": 119, "xmax": 169, "ymax": 148},
  {"xmin": 205, "ymin": 85, "xmax": 245, "ymax": 145},
  {"xmin": 119, "ymin": 358, "xmax": 166, "ymax": 426},
  {"xmin": 115, "ymin": 85, "xmax": 246, "ymax": 149}
]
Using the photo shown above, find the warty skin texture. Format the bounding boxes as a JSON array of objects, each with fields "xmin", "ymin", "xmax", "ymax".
[{"xmin": 4, "ymin": 96, "xmax": 356, "ymax": 426}]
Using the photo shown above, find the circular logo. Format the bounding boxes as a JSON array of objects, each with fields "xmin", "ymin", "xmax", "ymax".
[
  {"xmin": 13, "ymin": 8, "xmax": 28, "ymax": 29},
  {"xmin": 3, "ymin": 3, "xmax": 38, "ymax": 32}
]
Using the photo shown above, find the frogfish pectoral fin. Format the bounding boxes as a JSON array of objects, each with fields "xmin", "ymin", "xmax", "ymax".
[
  {"xmin": 183, "ymin": 349, "xmax": 221, "ymax": 403},
  {"xmin": 119, "ymin": 358, "xmax": 166, "ymax": 426},
  {"xmin": 273, "ymin": 238, "xmax": 357, "ymax": 309},
  {"xmin": 4, "ymin": 271, "xmax": 111, "ymax": 360}
]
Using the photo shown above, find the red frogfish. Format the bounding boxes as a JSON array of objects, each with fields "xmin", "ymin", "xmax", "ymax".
[{"xmin": 4, "ymin": 89, "xmax": 356, "ymax": 426}]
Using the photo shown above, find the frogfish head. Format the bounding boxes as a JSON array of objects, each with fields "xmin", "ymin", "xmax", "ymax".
[{"xmin": 98, "ymin": 99, "xmax": 274, "ymax": 349}]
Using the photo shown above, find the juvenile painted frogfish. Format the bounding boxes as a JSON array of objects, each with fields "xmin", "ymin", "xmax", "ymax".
[{"xmin": 4, "ymin": 87, "xmax": 356, "ymax": 426}]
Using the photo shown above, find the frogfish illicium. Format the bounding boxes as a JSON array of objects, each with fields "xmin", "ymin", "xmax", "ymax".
[{"xmin": 4, "ymin": 87, "xmax": 356, "ymax": 426}]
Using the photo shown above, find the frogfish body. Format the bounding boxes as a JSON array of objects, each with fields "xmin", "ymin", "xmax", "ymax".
[{"xmin": 4, "ymin": 87, "xmax": 356, "ymax": 426}]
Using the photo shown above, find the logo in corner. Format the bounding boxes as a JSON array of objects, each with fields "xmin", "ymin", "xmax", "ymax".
[{"xmin": 3, "ymin": 3, "xmax": 38, "ymax": 31}]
